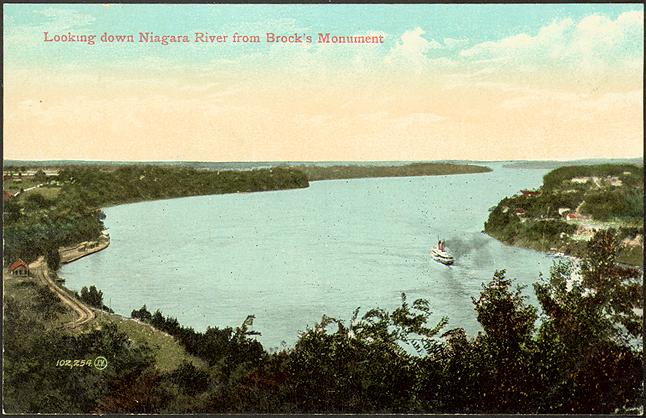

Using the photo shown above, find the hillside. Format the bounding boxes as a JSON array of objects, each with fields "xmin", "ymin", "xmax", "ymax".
[
  {"xmin": 295, "ymin": 162, "xmax": 491, "ymax": 181},
  {"xmin": 484, "ymin": 164, "xmax": 644, "ymax": 266}
]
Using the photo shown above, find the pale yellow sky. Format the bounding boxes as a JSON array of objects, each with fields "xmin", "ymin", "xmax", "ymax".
[
  {"xmin": 3, "ymin": 6, "xmax": 644, "ymax": 161},
  {"xmin": 4, "ymin": 70, "xmax": 642, "ymax": 161}
]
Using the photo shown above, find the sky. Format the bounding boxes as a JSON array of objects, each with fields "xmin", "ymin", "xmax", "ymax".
[{"xmin": 3, "ymin": 4, "xmax": 644, "ymax": 162}]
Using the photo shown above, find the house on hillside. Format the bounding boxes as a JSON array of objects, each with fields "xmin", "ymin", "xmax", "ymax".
[
  {"xmin": 8, "ymin": 259, "xmax": 30, "ymax": 276},
  {"xmin": 565, "ymin": 213, "xmax": 578, "ymax": 221},
  {"xmin": 3, "ymin": 190, "xmax": 14, "ymax": 202},
  {"xmin": 520, "ymin": 189, "xmax": 541, "ymax": 197},
  {"xmin": 558, "ymin": 207, "xmax": 571, "ymax": 216}
]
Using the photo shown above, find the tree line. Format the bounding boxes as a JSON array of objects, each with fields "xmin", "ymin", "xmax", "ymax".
[
  {"xmin": 5, "ymin": 230, "xmax": 640, "ymax": 414},
  {"xmin": 3, "ymin": 165, "xmax": 309, "ymax": 267}
]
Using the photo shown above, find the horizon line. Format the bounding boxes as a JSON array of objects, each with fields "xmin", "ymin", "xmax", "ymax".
[{"xmin": 3, "ymin": 157, "xmax": 644, "ymax": 164}]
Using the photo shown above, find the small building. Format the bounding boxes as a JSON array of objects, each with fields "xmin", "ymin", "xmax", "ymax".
[
  {"xmin": 565, "ymin": 213, "xmax": 578, "ymax": 221},
  {"xmin": 8, "ymin": 259, "xmax": 30, "ymax": 276},
  {"xmin": 3, "ymin": 191, "xmax": 13, "ymax": 202},
  {"xmin": 520, "ymin": 189, "xmax": 540, "ymax": 197},
  {"xmin": 514, "ymin": 208, "xmax": 526, "ymax": 217},
  {"xmin": 558, "ymin": 207, "xmax": 571, "ymax": 216},
  {"xmin": 571, "ymin": 177, "xmax": 590, "ymax": 184}
]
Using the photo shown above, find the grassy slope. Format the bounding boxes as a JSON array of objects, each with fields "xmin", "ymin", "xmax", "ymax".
[
  {"xmin": 3, "ymin": 273, "xmax": 205, "ymax": 373},
  {"xmin": 19, "ymin": 186, "xmax": 62, "ymax": 201}
]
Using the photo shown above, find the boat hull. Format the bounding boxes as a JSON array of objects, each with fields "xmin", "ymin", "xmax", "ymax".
[{"xmin": 431, "ymin": 248, "xmax": 454, "ymax": 265}]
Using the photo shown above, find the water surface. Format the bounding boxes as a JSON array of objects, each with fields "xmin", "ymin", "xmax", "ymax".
[{"xmin": 62, "ymin": 164, "xmax": 554, "ymax": 349}]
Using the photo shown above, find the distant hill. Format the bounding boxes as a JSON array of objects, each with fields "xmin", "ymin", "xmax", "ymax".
[
  {"xmin": 5, "ymin": 158, "xmax": 643, "ymax": 171},
  {"xmin": 502, "ymin": 158, "xmax": 643, "ymax": 169}
]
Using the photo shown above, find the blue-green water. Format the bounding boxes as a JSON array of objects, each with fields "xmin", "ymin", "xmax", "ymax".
[{"xmin": 62, "ymin": 164, "xmax": 554, "ymax": 349}]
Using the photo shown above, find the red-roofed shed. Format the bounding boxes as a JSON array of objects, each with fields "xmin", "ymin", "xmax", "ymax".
[{"xmin": 8, "ymin": 259, "xmax": 30, "ymax": 276}]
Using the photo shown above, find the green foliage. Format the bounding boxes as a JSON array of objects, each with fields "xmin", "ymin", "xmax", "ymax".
[
  {"xmin": 581, "ymin": 188, "xmax": 643, "ymax": 220},
  {"xmin": 5, "ymin": 232, "xmax": 643, "ymax": 414},
  {"xmin": 131, "ymin": 306, "xmax": 265, "ymax": 378},
  {"xmin": 3, "ymin": 165, "xmax": 309, "ymax": 267},
  {"xmin": 24, "ymin": 192, "xmax": 53, "ymax": 209},
  {"xmin": 532, "ymin": 230, "xmax": 643, "ymax": 413},
  {"xmin": 57, "ymin": 165, "xmax": 309, "ymax": 208},
  {"xmin": 34, "ymin": 169, "xmax": 48, "ymax": 183},
  {"xmin": 79, "ymin": 285, "xmax": 104, "ymax": 309},
  {"xmin": 46, "ymin": 248, "xmax": 61, "ymax": 270},
  {"xmin": 131, "ymin": 304, "xmax": 153, "ymax": 321},
  {"xmin": 441, "ymin": 270, "xmax": 538, "ymax": 413},
  {"xmin": 543, "ymin": 164, "xmax": 643, "ymax": 191},
  {"xmin": 3, "ymin": 295, "xmax": 156, "ymax": 414},
  {"xmin": 485, "ymin": 163, "xmax": 643, "ymax": 263},
  {"xmin": 266, "ymin": 294, "xmax": 448, "ymax": 413},
  {"xmin": 3, "ymin": 163, "xmax": 643, "ymax": 414},
  {"xmin": 298, "ymin": 163, "xmax": 491, "ymax": 181},
  {"xmin": 166, "ymin": 362, "xmax": 212, "ymax": 396},
  {"xmin": 3, "ymin": 199, "xmax": 22, "ymax": 223},
  {"xmin": 3, "ymin": 200, "xmax": 104, "ymax": 264},
  {"xmin": 473, "ymin": 270, "xmax": 538, "ymax": 346}
]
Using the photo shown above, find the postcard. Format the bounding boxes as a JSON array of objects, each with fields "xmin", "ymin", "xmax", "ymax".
[{"xmin": 2, "ymin": 3, "xmax": 644, "ymax": 414}]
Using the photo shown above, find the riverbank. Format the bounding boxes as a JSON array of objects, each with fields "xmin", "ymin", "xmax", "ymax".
[
  {"xmin": 59, "ymin": 232, "xmax": 110, "ymax": 264},
  {"xmin": 484, "ymin": 164, "xmax": 643, "ymax": 267},
  {"xmin": 3, "ymin": 238, "xmax": 207, "ymax": 373},
  {"xmin": 5, "ymin": 163, "xmax": 643, "ymax": 414}
]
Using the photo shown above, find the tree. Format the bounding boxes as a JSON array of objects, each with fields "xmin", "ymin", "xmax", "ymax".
[
  {"xmin": 167, "ymin": 362, "xmax": 211, "ymax": 395},
  {"xmin": 25, "ymin": 193, "xmax": 49, "ymax": 209},
  {"xmin": 79, "ymin": 285, "xmax": 104, "ymax": 309},
  {"xmin": 279, "ymin": 294, "xmax": 447, "ymax": 412},
  {"xmin": 3, "ymin": 200, "xmax": 22, "ymax": 223},
  {"xmin": 131, "ymin": 305, "xmax": 153, "ymax": 322},
  {"xmin": 34, "ymin": 169, "xmax": 47, "ymax": 183},
  {"xmin": 533, "ymin": 230, "xmax": 643, "ymax": 413},
  {"xmin": 470, "ymin": 270, "xmax": 539, "ymax": 413},
  {"xmin": 46, "ymin": 248, "xmax": 61, "ymax": 271}
]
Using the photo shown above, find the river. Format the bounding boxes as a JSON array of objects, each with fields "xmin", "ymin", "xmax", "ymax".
[{"xmin": 62, "ymin": 163, "xmax": 555, "ymax": 349}]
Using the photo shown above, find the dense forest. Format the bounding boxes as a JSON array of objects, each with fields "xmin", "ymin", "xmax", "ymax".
[
  {"xmin": 3, "ymin": 162, "xmax": 643, "ymax": 413},
  {"xmin": 485, "ymin": 164, "xmax": 644, "ymax": 265},
  {"xmin": 3, "ymin": 230, "xmax": 642, "ymax": 413},
  {"xmin": 3, "ymin": 165, "xmax": 308, "ymax": 266},
  {"xmin": 296, "ymin": 162, "xmax": 491, "ymax": 181}
]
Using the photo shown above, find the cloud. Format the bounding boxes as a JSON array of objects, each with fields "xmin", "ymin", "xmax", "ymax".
[
  {"xmin": 385, "ymin": 27, "xmax": 442, "ymax": 69},
  {"xmin": 36, "ymin": 7, "xmax": 97, "ymax": 28},
  {"xmin": 4, "ymin": 7, "xmax": 97, "ymax": 49},
  {"xmin": 460, "ymin": 11, "xmax": 643, "ymax": 70},
  {"xmin": 443, "ymin": 37, "xmax": 468, "ymax": 48}
]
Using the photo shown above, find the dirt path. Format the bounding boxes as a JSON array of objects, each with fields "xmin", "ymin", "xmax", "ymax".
[{"xmin": 29, "ymin": 257, "xmax": 95, "ymax": 329}]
